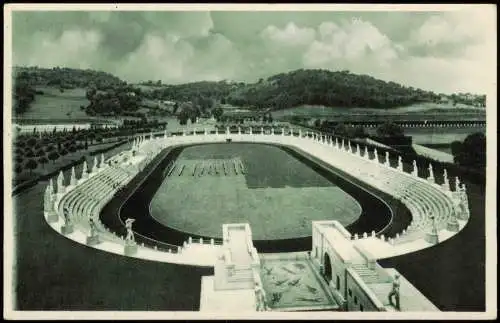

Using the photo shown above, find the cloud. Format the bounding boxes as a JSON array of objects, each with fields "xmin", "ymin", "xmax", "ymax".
[
  {"xmin": 303, "ymin": 18, "xmax": 400, "ymax": 70},
  {"xmin": 19, "ymin": 29, "xmax": 102, "ymax": 70},
  {"xmin": 10, "ymin": 9, "xmax": 495, "ymax": 93},
  {"xmin": 261, "ymin": 22, "xmax": 316, "ymax": 47}
]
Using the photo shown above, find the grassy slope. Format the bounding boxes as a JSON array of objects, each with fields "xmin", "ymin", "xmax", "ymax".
[{"xmin": 16, "ymin": 87, "xmax": 90, "ymax": 121}]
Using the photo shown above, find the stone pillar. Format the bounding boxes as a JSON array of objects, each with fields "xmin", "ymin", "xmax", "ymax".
[
  {"xmin": 397, "ymin": 156, "xmax": 403, "ymax": 171},
  {"xmin": 57, "ymin": 171, "xmax": 65, "ymax": 194},
  {"xmin": 442, "ymin": 169, "xmax": 450, "ymax": 191},
  {"xmin": 215, "ymin": 128, "xmax": 219, "ymax": 135},
  {"xmin": 356, "ymin": 144, "xmax": 361, "ymax": 156},
  {"xmin": 282, "ymin": 127, "xmax": 285, "ymax": 136},
  {"xmin": 428, "ymin": 163, "xmax": 435, "ymax": 183},
  {"xmin": 425, "ymin": 216, "xmax": 439, "ymax": 245},
  {"xmin": 204, "ymin": 128, "xmax": 208, "ymax": 135},
  {"xmin": 238, "ymin": 127, "xmax": 241, "ymax": 135},
  {"xmin": 249, "ymin": 127, "xmax": 253, "ymax": 135},
  {"xmin": 82, "ymin": 160, "xmax": 89, "ymax": 179},
  {"xmin": 364, "ymin": 146, "xmax": 369, "ymax": 159},
  {"xmin": 446, "ymin": 203, "xmax": 460, "ymax": 232},
  {"xmin": 373, "ymin": 148, "xmax": 378, "ymax": 162},
  {"xmin": 412, "ymin": 160, "xmax": 418, "ymax": 177},
  {"xmin": 261, "ymin": 127, "xmax": 264, "ymax": 134},
  {"xmin": 271, "ymin": 128, "xmax": 274, "ymax": 135},
  {"xmin": 91, "ymin": 156, "xmax": 98, "ymax": 173},
  {"xmin": 298, "ymin": 129, "xmax": 302, "ymax": 138},
  {"xmin": 335, "ymin": 137, "xmax": 339, "ymax": 148},
  {"xmin": 385, "ymin": 151, "xmax": 390, "ymax": 167},
  {"xmin": 101, "ymin": 154, "xmax": 105, "ymax": 168}
]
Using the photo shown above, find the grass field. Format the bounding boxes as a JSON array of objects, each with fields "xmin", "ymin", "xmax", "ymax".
[
  {"xmin": 150, "ymin": 143, "xmax": 362, "ymax": 240},
  {"xmin": 15, "ymin": 86, "xmax": 90, "ymax": 120}
]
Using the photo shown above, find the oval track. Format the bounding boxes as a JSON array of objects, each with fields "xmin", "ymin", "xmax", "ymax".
[{"xmin": 100, "ymin": 142, "xmax": 412, "ymax": 253}]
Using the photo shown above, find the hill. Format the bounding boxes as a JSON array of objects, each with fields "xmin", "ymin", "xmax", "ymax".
[
  {"xmin": 13, "ymin": 66, "xmax": 126, "ymax": 90},
  {"xmin": 12, "ymin": 66, "xmax": 486, "ymax": 120},
  {"xmin": 226, "ymin": 69, "xmax": 479, "ymax": 110}
]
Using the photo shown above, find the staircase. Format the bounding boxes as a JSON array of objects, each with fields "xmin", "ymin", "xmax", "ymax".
[
  {"xmin": 351, "ymin": 264, "xmax": 383, "ymax": 284},
  {"xmin": 228, "ymin": 266, "xmax": 254, "ymax": 283}
]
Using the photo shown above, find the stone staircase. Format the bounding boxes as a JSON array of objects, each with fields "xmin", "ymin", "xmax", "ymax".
[{"xmin": 351, "ymin": 264, "xmax": 383, "ymax": 284}]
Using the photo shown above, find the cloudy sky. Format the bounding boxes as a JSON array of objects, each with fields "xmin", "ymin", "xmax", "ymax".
[{"xmin": 10, "ymin": 6, "xmax": 496, "ymax": 94}]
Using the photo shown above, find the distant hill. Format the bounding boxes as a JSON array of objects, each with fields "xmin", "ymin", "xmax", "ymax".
[
  {"xmin": 227, "ymin": 69, "xmax": 444, "ymax": 110},
  {"xmin": 13, "ymin": 66, "xmax": 126, "ymax": 90},
  {"xmin": 12, "ymin": 66, "xmax": 486, "ymax": 119},
  {"xmin": 139, "ymin": 69, "xmax": 485, "ymax": 111}
]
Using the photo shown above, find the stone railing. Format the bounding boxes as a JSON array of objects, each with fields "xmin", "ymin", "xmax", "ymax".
[{"xmin": 44, "ymin": 126, "xmax": 471, "ymax": 265}]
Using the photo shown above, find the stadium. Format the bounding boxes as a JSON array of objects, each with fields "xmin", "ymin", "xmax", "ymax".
[{"xmin": 37, "ymin": 127, "xmax": 476, "ymax": 313}]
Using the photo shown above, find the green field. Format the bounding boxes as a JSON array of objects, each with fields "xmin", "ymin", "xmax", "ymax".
[
  {"xmin": 150, "ymin": 143, "xmax": 361, "ymax": 240},
  {"xmin": 15, "ymin": 86, "xmax": 90, "ymax": 120}
]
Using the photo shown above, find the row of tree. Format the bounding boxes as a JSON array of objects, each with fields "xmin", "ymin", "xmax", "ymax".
[{"xmin": 451, "ymin": 133, "xmax": 486, "ymax": 171}]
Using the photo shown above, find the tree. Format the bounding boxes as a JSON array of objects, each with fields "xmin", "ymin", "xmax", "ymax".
[
  {"xmin": 39, "ymin": 156, "xmax": 49, "ymax": 169},
  {"xmin": 15, "ymin": 164, "xmax": 23, "ymax": 174},
  {"xmin": 376, "ymin": 122, "xmax": 404, "ymax": 137},
  {"xmin": 27, "ymin": 137, "xmax": 37, "ymax": 147},
  {"xmin": 25, "ymin": 149, "xmax": 35, "ymax": 158},
  {"xmin": 334, "ymin": 123, "xmax": 347, "ymax": 137},
  {"xmin": 25, "ymin": 158, "xmax": 38, "ymax": 174},
  {"xmin": 212, "ymin": 107, "xmax": 223, "ymax": 121},
  {"xmin": 35, "ymin": 148, "xmax": 45, "ymax": 157},
  {"xmin": 48, "ymin": 151, "xmax": 60, "ymax": 163},
  {"xmin": 353, "ymin": 126, "xmax": 367, "ymax": 138},
  {"xmin": 314, "ymin": 119, "xmax": 322, "ymax": 128},
  {"xmin": 450, "ymin": 140, "xmax": 463, "ymax": 160},
  {"xmin": 453, "ymin": 132, "xmax": 486, "ymax": 169},
  {"xmin": 60, "ymin": 149, "xmax": 69, "ymax": 156}
]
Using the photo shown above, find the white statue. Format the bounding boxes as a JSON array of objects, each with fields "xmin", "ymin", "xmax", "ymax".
[
  {"xmin": 57, "ymin": 171, "xmax": 65, "ymax": 194},
  {"xmin": 89, "ymin": 217, "xmax": 98, "ymax": 237},
  {"xmin": 43, "ymin": 185, "xmax": 53, "ymax": 212},
  {"xmin": 63, "ymin": 206, "xmax": 71, "ymax": 226},
  {"xmin": 70, "ymin": 166, "xmax": 77, "ymax": 186},
  {"xmin": 125, "ymin": 218, "xmax": 136, "ymax": 244}
]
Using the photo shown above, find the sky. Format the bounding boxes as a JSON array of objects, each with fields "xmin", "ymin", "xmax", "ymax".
[{"xmin": 10, "ymin": 6, "xmax": 496, "ymax": 94}]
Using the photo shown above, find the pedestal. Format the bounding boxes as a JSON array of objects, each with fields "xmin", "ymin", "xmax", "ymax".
[
  {"xmin": 457, "ymin": 209, "xmax": 469, "ymax": 221},
  {"xmin": 46, "ymin": 212, "xmax": 59, "ymax": 223},
  {"xmin": 446, "ymin": 219, "xmax": 460, "ymax": 232},
  {"xmin": 61, "ymin": 224, "xmax": 74, "ymax": 235},
  {"xmin": 124, "ymin": 243, "xmax": 138, "ymax": 256},
  {"xmin": 86, "ymin": 234, "xmax": 101, "ymax": 246},
  {"xmin": 424, "ymin": 231, "xmax": 439, "ymax": 245}
]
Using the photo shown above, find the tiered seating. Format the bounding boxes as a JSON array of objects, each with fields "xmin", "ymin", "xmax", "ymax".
[
  {"xmin": 57, "ymin": 165, "xmax": 132, "ymax": 243},
  {"xmin": 299, "ymin": 138, "xmax": 456, "ymax": 244}
]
